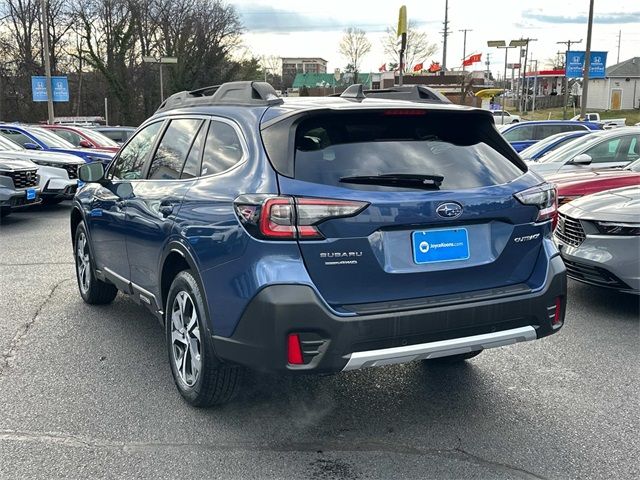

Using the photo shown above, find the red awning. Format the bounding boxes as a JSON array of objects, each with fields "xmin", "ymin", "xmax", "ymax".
[{"xmin": 526, "ymin": 69, "xmax": 565, "ymax": 77}]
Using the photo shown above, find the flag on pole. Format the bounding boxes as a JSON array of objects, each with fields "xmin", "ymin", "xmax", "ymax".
[
  {"xmin": 379, "ymin": 63, "xmax": 387, "ymax": 72},
  {"xmin": 462, "ymin": 53, "xmax": 482, "ymax": 67},
  {"xmin": 413, "ymin": 63, "xmax": 424, "ymax": 72},
  {"xmin": 428, "ymin": 62, "xmax": 442, "ymax": 73}
]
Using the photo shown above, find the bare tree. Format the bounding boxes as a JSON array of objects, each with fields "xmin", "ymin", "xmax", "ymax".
[
  {"xmin": 338, "ymin": 27, "xmax": 371, "ymax": 83},
  {"xmin": 382, "ymin": 22, "xmax": 437, "ymax": 71}
]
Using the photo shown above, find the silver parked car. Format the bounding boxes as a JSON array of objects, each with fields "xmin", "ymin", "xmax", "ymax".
[
  {"xmin": 527, "ymin": 127, "xmax": 640, "ymax": 178},
  {"xmin": 554, "ymin": 186, "xmax": 640, "ymax": 294}
]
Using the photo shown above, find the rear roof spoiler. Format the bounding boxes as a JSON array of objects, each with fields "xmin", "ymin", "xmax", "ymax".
[{"xmin": 337, "ymin": 84, "xmax": 451, "ymax": 104}]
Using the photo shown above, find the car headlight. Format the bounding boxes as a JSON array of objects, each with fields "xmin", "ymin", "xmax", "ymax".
[
  {"xmin": 31, "ymin": 159, "xmax": 57, "ymax": 167},
  {"xmin": 595, "ymin": 221, "xmax": 640, "ymax": 236}
]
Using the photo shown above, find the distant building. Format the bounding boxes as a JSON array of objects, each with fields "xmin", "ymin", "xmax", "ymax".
[
  {"xmin": 281, "ymin": 58, "xmax": 328, "ymax": 89},
  {"xmin": 586, "ymin": 57, "xmax": 640, "ymax": 110}
]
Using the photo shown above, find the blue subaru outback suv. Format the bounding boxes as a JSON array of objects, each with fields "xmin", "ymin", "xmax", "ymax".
[{"xmin": 71, "ymin": 81, "xmax": 566, "ymax": 406}]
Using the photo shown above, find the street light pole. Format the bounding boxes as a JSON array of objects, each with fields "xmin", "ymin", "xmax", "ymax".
[
  {"xmin": 488, "ymin": 40, "xmax": 527, "ymax": 125},
  {"xmin": 142, "ymin": 56, "xmax": 178, "ymax": 104}
]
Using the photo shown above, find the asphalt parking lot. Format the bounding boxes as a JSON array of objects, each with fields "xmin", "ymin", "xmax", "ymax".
[{"xmin": 0, "ymin": 203, "xmax": 638, "ymax": 480}]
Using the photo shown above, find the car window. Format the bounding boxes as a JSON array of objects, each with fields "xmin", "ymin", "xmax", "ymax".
[
  {"xmin": 534, "ymin": 124, "xmax": 586, "ymax": 141},
  {"xmin": 52, "ymin": 129, "xmax": 83, "ymax": 146},
  {"xmin": 147, "ymin": 119, "xmax": 203, "ymax": 180},
  {"xmin": 503, "ymin": 125, "xmax": 534, "ymax": 141},
  {"xmin": 625, "ymin": 136, "xmax": 640, "ymax": 162},
  {"xmin": 584, "ymin": 137, "xmax": 622, "ymax": 163},
  {"xmin": 0, "ymin": 129, "xmax": 34, "ymax": 147},
  {"xmin": 200, "ymin": 121, "xmax": 244, "ymax": 176},
  {"xmin": 25, "ymin": 127, "xmax": 76, "ymax": 148},
  {"xmin": 181, "ymin": 122, "xmax": 207, "ymax": 179},
  {"xmin": 110, "ymin": 122, "xmax": 163, "ymax": 180}
]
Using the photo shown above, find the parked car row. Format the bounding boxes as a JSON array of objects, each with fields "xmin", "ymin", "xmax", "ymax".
[
  {"xmin": 498, "ymin": 122, "xmax": 639, "ymax": 295},
  {"xmin": 0, "ymin": 123, "xmax": 120, "ymax": 218}
]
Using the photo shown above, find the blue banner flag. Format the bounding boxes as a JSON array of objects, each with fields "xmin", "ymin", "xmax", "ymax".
[
  {"xmin": 565, "ymin": 51, "xmax": 608, "ymax": 79},
  {"xmin": 31, "ymin": 76, "xmax": 70, "ymax": 102}
]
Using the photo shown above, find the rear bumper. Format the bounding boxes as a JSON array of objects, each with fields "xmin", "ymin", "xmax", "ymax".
[{"xmin": 212, "ymin": 255, "xmax": 567, "ymax": 373}]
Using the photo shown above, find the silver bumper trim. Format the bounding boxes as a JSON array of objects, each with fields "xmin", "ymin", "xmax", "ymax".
[{"xmin": 342, "ymin": 326, "xmax": 537, "ymax": 371}]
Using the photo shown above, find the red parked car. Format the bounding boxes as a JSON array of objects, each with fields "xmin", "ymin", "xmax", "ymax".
[
  {"xmin": 548, "ymin": 159, "xmax": 640, "ymax": 205},
  {"xmin": 42, "ymin": 125, "xmax": 120, "ymax": 153}
]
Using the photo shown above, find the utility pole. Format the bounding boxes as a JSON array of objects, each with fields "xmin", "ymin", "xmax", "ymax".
[
  {"xmin": 520, "ymin": 38, "xmax": 537, "ymax": 113},
  {"xmin": 459, "ymin": 29, "xmax": 472, "ymax": 71},
  {"xmin": 40, "ymin": 0, "xmax": 55, "ymax": 124},
  {"xmin": 441, "ymin": 0, "xmax": 451, "ymax": 74},
  {"xmin": 459, "ymin": 29, "xmax": 472, "ymax": 105},
  {"xmin": 530, "ymin": 59, "xmax": 539, "ymax": 112},
  {"xmin": 557, "ymin": 38, "xmax": 582, "ymax": 119},
  {"xmin": 616, "ymin": 30, "xmax": 621, "ymax": 64},
  {"xmin": 485, "ymin": 52, "xmax": 491, "ymax": 82},
  {"xmin": 581, "ymin": 0, "xmax": 595, "ymax": 118}
]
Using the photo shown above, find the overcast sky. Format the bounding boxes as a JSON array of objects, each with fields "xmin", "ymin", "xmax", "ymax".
[{"xmin": 231, "ymin": 0, "xmax": 640, "ymax": 76}]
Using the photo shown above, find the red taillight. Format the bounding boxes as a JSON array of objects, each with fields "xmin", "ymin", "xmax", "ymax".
[
  {"xmin": 383, "ymin": 109, "xmax": 426, "ymax": 116},
  {"xmin": 259, "ymin": 198, "xmax": 296, "ymax": 239},
  {"xmin": 235, "ymin": 195, "xmax": 368, "ymax": 240},
  {"xmin": 514, "ymin": 184, "xmax": 557, "ymax": 226},
  {"xmin": 287, "ymin": 334, "xmax": 304, "ymax": 365}
]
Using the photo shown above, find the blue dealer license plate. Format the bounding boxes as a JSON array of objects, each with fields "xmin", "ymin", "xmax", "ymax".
[
  {"xmin": 412, "ymin": 228, "xmax": 470, "ymax": 264},
  {"xmin": 26, "ymin": 188, "xmax": 36, "ymax": 200}
]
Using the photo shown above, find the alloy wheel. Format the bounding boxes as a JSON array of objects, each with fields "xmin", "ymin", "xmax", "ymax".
[
  {"xmin": 76, "ymin": 231, "xmax": 91, "ymax": 294},
  {"xmin": 170, "ymin": 291, "xmax": 201, "ymax": 387}
]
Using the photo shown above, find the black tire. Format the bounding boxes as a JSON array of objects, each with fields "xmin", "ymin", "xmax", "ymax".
[
  {"xmin": 424, "ymin": 350, "xmax": 482, "ymax": 364},
  {"xmin": 0, "ymin": 208, "xmax": 9, "ymax": 219},
  {"xmin": 166, "ymin": 270, "xmax": 242, "ymax": 407},
  {"xmin": 74, "ymin": 222, "xmax": 118, "ymax": 304}
]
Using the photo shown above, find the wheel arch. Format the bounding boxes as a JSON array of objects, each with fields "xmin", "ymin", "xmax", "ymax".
[{"xmin": 159, "ymin": 241, "xmax": 211, "ymax": 328}]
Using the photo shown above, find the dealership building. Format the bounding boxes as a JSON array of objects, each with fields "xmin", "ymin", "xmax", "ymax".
[{"xmin": 586, "ymin": 57, "xmax": 640, "ymax": 110}]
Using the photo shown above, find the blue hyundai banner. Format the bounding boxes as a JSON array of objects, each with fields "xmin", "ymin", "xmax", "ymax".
[
  {"xmin": 31, "ymin": 76, "xmax": 70, "ymax": 102},
  {"xmin": 565, "ymin": 51, "xmax": 608, "ymax": 79}
]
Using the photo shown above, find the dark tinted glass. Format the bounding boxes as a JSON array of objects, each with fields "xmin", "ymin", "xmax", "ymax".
[
  {"xmin": 294, "ymin": 112, "xmax": 523, "ymax": 190},
  {"xmin": 201, "ymin": 121, "xmax": 243, "ymax": 176},
  {"xmin": 110, "ymin": 122, "xmax": 163, "ymax": 180},
  {"xmin": 181, "ymin": 122, "xmax": 207, "ymax": 179},
  {"xmin": 148, "ymin": 119, "xmax": 202, "ymax": 180}
]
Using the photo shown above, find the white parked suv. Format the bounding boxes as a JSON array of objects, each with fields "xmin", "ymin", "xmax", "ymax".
[{"xmin": 0, "ymin": 135, "xmax": 83, "ymax": 204}]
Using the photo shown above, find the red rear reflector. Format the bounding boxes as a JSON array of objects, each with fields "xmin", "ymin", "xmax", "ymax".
[
  {"xmin": 259, "ymin": 198, "xmax": 296, "ymax": 239},
  {"xmin": 553, "ymin": 298, "xmax": 562, "ymax": 326},
  {"xmin": 287, "ymin": 334, "xmax": 304, "ymax": 365},
  {"xmin": 383, "ymin": 109, "xmax": 426, "ymax": 116}
]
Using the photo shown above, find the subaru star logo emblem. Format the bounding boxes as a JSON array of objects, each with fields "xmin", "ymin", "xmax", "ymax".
[{"xmin": 436, "ymin": 202, "xmax": 463, "ymax": 219}]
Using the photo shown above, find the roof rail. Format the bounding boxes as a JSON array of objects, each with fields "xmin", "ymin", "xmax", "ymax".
[{"xmin": 156, "ymin": 81, "xmax": 283, "ymax": 113}]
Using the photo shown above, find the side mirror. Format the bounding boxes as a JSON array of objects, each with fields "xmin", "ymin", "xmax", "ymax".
[
  {"xmin": 79, "ymin": 162, "xmax": 105, "ymax": 183},
  {"xmin": 23, "ymin": 142, "xmax": 41, "ymax": 150},
  {"xmin": 572, "ymin": 153, "xmax": 592, "ymax": 165},
  {"xmin": 78, "ymin": 139, "xmax": 93, "ymax": 148}
]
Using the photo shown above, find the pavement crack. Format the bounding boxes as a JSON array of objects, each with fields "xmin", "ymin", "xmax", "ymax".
[
  {"xmin": 0, "ymin": 429, "xmax": 548, "ymax": 478},
  {"xmin": 451, "ymin": 445, "xmax": 549, "ymax": 480},
  {"xmin": 0, "ymin": 278, "xmax": 72, "ymax": 376}
]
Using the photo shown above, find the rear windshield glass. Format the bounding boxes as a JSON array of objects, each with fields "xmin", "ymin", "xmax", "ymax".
[{"xmin": 293, "ymin": 112, "xmax": 523, "ymax": 190}]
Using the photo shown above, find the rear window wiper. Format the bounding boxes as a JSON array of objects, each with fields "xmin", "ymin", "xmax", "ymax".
[{"xmin": 339, "ymin": 173, "xmax": 444, "ymax": 190}]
